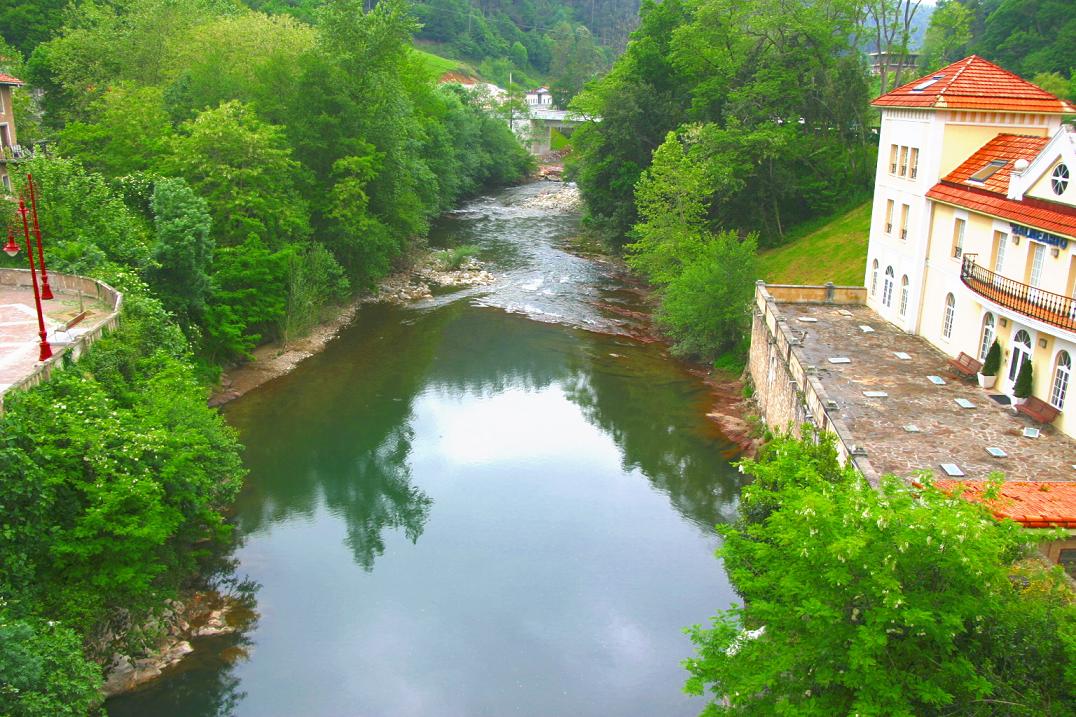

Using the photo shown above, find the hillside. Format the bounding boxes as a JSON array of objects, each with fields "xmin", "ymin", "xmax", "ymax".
[{"xmin": 756, "ymin": 202, "xmax": 871, "ymax": 286}]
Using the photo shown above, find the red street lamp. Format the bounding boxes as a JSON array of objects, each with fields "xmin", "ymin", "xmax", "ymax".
[
  {"xmin": 26, "ymin": 174, "xmax": 53, "ymax": 300},
  {"xmin": 3, "ymin": 227, "xmax": 18, "ymax": 257},
  {"xmin": 16, "ymin": 200, "xmax": 52, "ymax": 361}
]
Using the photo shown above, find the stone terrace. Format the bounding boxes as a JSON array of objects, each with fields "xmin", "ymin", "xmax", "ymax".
[
  {"xmin": 0, "ymin": 269, "xmax": 121, "ymax": 410},
  {"xmin": 781, "ymin": 302, "xmax": 1075, "ymax": 481}
]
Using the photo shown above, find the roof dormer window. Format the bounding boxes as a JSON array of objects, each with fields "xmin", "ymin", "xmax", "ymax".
[
  {"xmin": 911, "ymin": 75, "xmax": 944, "ymax": 92},
  {"xmin": 968, "ymin": 159, "xmax": 1007, "ymax": 183}
]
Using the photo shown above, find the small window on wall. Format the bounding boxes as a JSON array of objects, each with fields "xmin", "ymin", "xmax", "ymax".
[
  {"xmin": 909, "ymin": 148, "xmax": 919, "ymax": 179},
  {"xmin": 889, "ymin": 145, "xmax": 898, "ymax": 175},
  {"xmin": 952, "ymin": 218, "xmax": 965, "ymax": 259},
  {"xmin": 1051, "ymin": 164, "xmax": 1070, "ymax": 196},
  {"xmin": 871, "ymin": 260, "xmax": 879, "ymax": 296},
  {"xmin": 943, "ymin": 293, "xmax": 955, "ymax": 339},
  {"xmin": 1, "ymin": 174, "xmax": 8, "ymax": 191},
  {"xmin": 1051, "ymin": 351, "xmax": 1071, "ymax": 410},
  {"xmin": 1060, "ymin": 549, "xmax": 1076, "ymax": 579},
  {"xmin": 885, "ymin": 200, "xmax": 894, "ymax": 234},
  {"xmin": 900, "ymin": 204, "xmax": 910, "ymax": 240},
  {"xmin": 899, "ymin": 275, "xmax": 909, "ymax": 316},
  {"xmin": 899, "ymin": 146, "xmax": 909, "ymax": 177}
]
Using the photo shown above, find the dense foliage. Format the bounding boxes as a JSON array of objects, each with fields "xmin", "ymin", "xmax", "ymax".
[
  {"xmin": 17, "ymin": 0, "xmax": 532, "ymax": 365},
  {"xmin": 570, "ymin": 0, "xmax": 875, "ymax": 250},
  {"xmin": 687, "ymin": 433, "xmax": 1076, "ymax": 715}
]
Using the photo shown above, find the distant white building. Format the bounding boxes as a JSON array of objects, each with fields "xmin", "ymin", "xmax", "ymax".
[{"xmin": 525, "ymin": 87, "xmax": 555, "ymax": 110}]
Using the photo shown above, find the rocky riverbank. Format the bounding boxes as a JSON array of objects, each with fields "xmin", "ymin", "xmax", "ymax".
[
  {"xmin": 210, "ymin": 252, "xmax": 498, "ymax": 406},
  {"xmin": 100, "ymin": 592, "xmax": 250, "ymax": 697}
]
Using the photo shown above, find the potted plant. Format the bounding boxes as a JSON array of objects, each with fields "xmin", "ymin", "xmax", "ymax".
[
  {"xmin": 1013, "ymin": 358, "xmax": 1033, "ymax": 405},
  {"xmin": 978, "ymin": 340, "xmax": 1001, "ymax": 389}
]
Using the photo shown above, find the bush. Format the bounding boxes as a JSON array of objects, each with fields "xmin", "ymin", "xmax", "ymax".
[
  {"xmin": 435, "ymin": 244, "xmax": 480, "ymax": 270},
  {"xmin": 1014, "ymin": 357, "xmax": 1033, "ymax": 398},
  {"xmin": 981, "ymin": 339, "xmax": 1001, "ymax": 376}
]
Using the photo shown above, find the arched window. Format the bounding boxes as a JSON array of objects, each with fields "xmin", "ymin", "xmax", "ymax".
[
  {"xmin": 942, "ymin": 293, "xmax": 955, "ymax": 339},
  {"xmin": 882, "ymin": 266, "xmax": 895, "ymax": 307},
  {"xmin": 979, "ymin": 313, "xmax": 995, "ymax": 360},
  {"xmin": 1051, "ymin": 351, "xmax": 1071, "ymax": 410},
  {"xmin": 871, "ymin": 259, "xmax": 879, "ymax": 296},
  {"xmin": 899, "ymin": 275, "xmax": 910, "ymax": 317}
]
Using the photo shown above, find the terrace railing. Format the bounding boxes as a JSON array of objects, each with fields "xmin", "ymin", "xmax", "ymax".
[{"xmin": 961, "ymin": 254, "xmax": 1076, "ymax": 332}]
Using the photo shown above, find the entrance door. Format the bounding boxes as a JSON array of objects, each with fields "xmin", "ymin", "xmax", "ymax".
[{"xmin": 1008, "ymin": 329, "xmax": 1032, "ymax": 387}]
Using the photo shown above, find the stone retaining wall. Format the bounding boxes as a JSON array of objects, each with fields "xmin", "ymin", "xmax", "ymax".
[
  {"xmin": 748, "ymin": 281, "xmax": 880, "ymax": 483},
  {"xmin": 0, "ymin": 268, "xmax": 122, "ymax": 412}
]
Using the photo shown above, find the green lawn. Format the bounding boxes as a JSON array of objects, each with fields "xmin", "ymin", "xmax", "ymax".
[{"xmin": 757, "ymin": 202, "xmax": 871, "ymax": 286}]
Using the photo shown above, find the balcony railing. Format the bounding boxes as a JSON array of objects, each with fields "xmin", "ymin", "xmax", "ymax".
[{"xmin": 961, "ymin": 254, "xmax": 1076, "ymax": 332}]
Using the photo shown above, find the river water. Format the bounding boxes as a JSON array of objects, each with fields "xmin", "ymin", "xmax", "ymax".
[{"xmin": 108, "ymin": 183, "xmax": 743, "ymax": 717}]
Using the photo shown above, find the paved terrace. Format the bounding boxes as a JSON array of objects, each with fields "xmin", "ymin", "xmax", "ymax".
[
  {"xmin": 778, "ymin": 300, "xmax": 1075, "ymax": 481},
  {"xmin": 0, "ymin": 269, "xmax": 121, "ymax": 410}
]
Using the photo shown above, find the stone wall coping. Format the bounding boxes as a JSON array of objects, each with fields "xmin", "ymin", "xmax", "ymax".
[
  {"xmin": 0, "ymin": 268, "xmax": 123, "ymax": 413},
  {"xmin": 753, "ymin": 282, "xmax": 880, "ymax": 484}
]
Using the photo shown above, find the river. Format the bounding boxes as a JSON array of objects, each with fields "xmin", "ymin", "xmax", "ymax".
[{"xmin": 107, "ymin": 182, "xmax": 744, "ymax": 717}]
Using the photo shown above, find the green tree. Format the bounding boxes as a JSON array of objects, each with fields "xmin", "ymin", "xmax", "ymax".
[
  {"xmin": 281, "ymin": 242, "xmax": 349, "ymax": 345},
  {"xmin": 549, "ymin": 23, "xmax": 605, "ymax": 106},
  {"xmin": 166, "ymin": 100, "xmax": 311, "ymax": 248},
  {"xmin": 655, "ymin": 231, "xmax": 757, "ymax": 360},
  {"xmin": 57, "ymin": 84, "xmax": 174, "ymax": 176},
  {"xmin": 147, "ymin": 177, "xmax": 214, "ymax": 327},
  {"xmin": 1014, "ymin": 357, "xmax": 1034, "ymax": 398},
  {"xmin": 919, "ymin": 0, "xmax": 973, "ymax": 72},
  {"xmin": 686, "ymin": 433, "xmax": 1076, "ymax": 715},
  {"xmin": 0, "ymin": 609, "xmax": 102, "ymax": 717},
  {"xmin": 975, "ymin": 0, "xmax": 1076, "ymax": 77}
]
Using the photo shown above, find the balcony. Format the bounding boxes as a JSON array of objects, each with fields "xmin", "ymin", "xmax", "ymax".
[{"xmin": 961, "ymin": 254, "xmax": 1076, "ymax": 333}]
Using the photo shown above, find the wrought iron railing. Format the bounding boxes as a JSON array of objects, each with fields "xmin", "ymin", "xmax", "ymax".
[{"xmin": 961, "ymin": 254, "xmax": 1076, "ymax": 332}]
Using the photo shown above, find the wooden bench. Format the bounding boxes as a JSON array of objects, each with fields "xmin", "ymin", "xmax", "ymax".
[
  {"xmin": 946, "ymin": 352, "xmax": 982, "ymax": 379},
  {"xmin": 1016, "ymin": 395, "xmax": 1060, "ymax": 425}
]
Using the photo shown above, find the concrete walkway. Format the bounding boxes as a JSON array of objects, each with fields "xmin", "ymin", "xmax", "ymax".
[
  {"xmin": 0, "ymin": 284, "xmax": 114, "ymax": 393},
  {"xmin": 780, "ymin": 303, "xmax": 1076, "ymax": 481}
]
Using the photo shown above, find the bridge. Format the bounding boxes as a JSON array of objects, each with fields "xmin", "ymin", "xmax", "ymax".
[{"xmin": 510, "ymin": 108, "xmax": 598, "ymax": 155}]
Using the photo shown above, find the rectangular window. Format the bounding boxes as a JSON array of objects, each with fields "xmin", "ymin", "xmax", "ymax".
[
  {"xmin": 900, "ymin": 204, "xmax": 909, "ymax": 240},
  {"xmin": 885, "ymin": 200, "xmax": 894, "ymax": 234},
  {"xmin": 899, "ymin": 146, "xmax": 909, "ymax": 177},
  {"xmin": 952, "ymin": 218, "xmax": 965, "ymax": 258},
  {"xmin": 909, "ymin": 148, "xmax": 919, "ymax": 179},
  {"xmin": 889, "ymin": 145, "xmax": 898, "ymax": 175},
  {"xmin": 0, "ymin": 89, "xmax": 5, "ymax": 115}
]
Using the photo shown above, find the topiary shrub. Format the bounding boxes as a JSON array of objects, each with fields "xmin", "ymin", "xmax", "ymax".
[
  {"xmin": 1014, "ymin": 358, "xmax": 1034, "ymax": 398},
  {"xmin": 981, "ymin": 340, "xmax": 1001, "ymax": 376}
]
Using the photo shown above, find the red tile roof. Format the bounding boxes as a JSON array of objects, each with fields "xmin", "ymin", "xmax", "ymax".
[
  {"xmin": 872, "ymin": 55, "xmax": 1076, "ymax": 114},
  {"xmin": 926, "ymin": 133, "xmax": 1076, "ymax": 238},
  {"xmin": 0, "ymin": 73, "xmax": 22, "ymax": 86},
  {"xmin": 931, "ymin": 480, "xmax": 1076, "ymax": 529}
]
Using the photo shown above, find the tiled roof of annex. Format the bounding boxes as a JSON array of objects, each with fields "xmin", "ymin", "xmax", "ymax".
[
  {"xmin": 932, "ymin": 480, "xmax": 1076, "ymax": 529},
  {"xmin": 872, "ymin": 55, "xmax": 1076, "ymax": 114},
  {"xmin": 926, "ymin": 133, "xmax": 1076, "ymax": 239},
  {"xmin": 0, "ymin": 73, "xmax": 22, "ymax": 86}
]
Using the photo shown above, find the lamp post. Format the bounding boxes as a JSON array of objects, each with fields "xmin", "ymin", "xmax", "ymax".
[
  {"xmin": 26, "ymin": 174, "xmax": 53, "ymax": 300},
  {"xmin": 14, "ymin": 201, "xmax": 52, "ymax": 361}
]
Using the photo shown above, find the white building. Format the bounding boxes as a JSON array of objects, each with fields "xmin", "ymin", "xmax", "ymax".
[
  {"xmin": 525, "ymin": 87, "xmax": 555, "ymax": 110},
  {"xmin": 864, "ymin": 55, "xmax": 1076, "ymax": 437}
]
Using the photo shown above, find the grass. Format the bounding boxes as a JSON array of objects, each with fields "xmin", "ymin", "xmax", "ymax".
[
  {"xmin": 756, "ymin": 202, "xmax": 871, "ymax": 286},
  {"xmin": 435, "ymin": 244, "xmax": 481, "ymax": 270},
  {"xmin": 412, "ymin": 46, "xmax": 478, "ymax": 79}
]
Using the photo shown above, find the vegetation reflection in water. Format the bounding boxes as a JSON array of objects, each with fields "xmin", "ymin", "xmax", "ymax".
[{"xmin": 108, "ymin": 227, "xmax": 742, "ymax": 717}]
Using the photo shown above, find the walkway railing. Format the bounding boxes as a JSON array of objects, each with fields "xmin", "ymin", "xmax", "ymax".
[{"xmin": 960, "ymin": 254, "xmax": 1076, "ymax": 332}]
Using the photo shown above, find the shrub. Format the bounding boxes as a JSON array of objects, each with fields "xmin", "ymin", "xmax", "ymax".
[
  {"xmin": 436, "ymin": 244, "xmax": 480, "ymax": 270},
  {"xmin": 981, "ymin": 339, "xmax": 1001, "ymax": 376},
  {"xmin": 1014, "ymin": 357, "xmax": 1033, "ymax": 398}
]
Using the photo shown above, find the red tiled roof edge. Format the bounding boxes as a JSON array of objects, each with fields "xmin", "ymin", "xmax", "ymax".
[
  {"xmin": 872, "ymin": 55, "xmax": 1076, "ymax": 114},
  {"xmin": 922, "ymin": 480, "xmax": 1076, "ymax": 529},
  {"xmin": 927, "ymin": 182, "xmax": 1076, "ymax": 239},
  {"xmin": 0, "ymin": 73, "xmax": 23, "ymax": 86}
]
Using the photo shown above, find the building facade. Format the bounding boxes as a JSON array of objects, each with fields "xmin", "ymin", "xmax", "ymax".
[
  {"xmin": 0, "ymin": 72, "xmax": 23, "ymax": 191},
  {"xmin": 864, "ymin": 56, "xmax": 1076, "ymax": 437}
]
